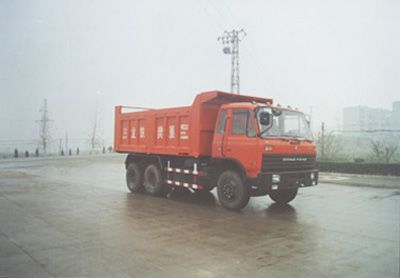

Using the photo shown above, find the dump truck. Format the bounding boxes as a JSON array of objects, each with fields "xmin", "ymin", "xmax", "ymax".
[{"xmin": 114, "ymin": 91, "xmax": 318, "ymax": 210}]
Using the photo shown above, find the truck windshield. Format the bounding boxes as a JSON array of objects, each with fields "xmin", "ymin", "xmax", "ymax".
[{"xmin": 257, "ymin": 107, "xmax": 313, "ymax": 141}]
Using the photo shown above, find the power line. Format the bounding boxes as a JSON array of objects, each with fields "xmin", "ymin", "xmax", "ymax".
[
  {"xmin": 218, "ymin": 3, "xmax": 271, "ymax": 92},
  {"xmin": 218, "ymin": 29, "xmax": 246, "ymax": 94},
  {"xmin": 196, "ymin": 1, "xmax": 267, "ymax": 94},
  {"xmin": 202, "ymin": 1, "xmax": 270, "ymax": 95}
]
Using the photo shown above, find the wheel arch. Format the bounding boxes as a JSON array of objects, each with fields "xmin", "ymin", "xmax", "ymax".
[
  {"xmin": 211, "ymin": 157, "xmax": 247, "ymax": 179},
  {"xmin": 125, "ymin": 153, "xmax": 163, "ymax": 170}
]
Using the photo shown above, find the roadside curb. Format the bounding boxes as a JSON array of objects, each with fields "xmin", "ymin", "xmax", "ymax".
[
  {"xmin": 319, "ymin": 172, "xmax": 400, "ymax": 189},
  {"xmin": 319, "ymin": 179, "xmax": 400, "ymax": 189},
  {"xmin": 0, "ymin": 153, "xmax": 124, "ymax": 164}
]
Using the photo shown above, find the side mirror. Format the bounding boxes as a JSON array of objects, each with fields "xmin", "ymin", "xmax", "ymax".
[
  {"xmin": 305, "ymin": 115, "xmax": 311, "ymax": 127},
  {"xmin": 259, "ymin": 112, "xmax": 271, "ymax": 126},
  {"xmin": 272, "ymin": 108, "xmax": 282, "ymax": 116}
]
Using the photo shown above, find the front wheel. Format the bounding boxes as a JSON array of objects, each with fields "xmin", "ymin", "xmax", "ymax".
[
  {"xmin": 217, "ymin": 170, "xmax": 249, "ymax": 210},
  {"xmin": 269, "ymin": 188, "xmax": 298, "ymax": 204}
]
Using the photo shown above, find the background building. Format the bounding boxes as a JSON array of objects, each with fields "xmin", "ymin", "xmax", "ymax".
[{"xmin": 343, "ymin": 102, "xmax": 399, "ymax": 131}]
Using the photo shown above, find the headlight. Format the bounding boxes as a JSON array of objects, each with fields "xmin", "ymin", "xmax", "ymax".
[
  {"xmin": 310, "ymin": 172, "xmax": 315, "ymax": 180},
  {"xmin": 265, "ymin": 145, "xmax": 273, "ymax": 151}
]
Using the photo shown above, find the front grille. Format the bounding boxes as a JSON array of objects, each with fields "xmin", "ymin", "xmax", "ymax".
[{"xmin": 262, "ymin": 154, "xmax": 316, "ymax": 172}]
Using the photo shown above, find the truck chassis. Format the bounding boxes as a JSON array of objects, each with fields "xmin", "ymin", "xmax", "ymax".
[{"xmin": 125, "ymin": 153, "xmax": 318, "ymax": 210}]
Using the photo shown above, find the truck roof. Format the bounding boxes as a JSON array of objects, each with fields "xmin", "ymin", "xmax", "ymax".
[
  {"xmin": 194, "ymin": 90, "xmax": 273, "ymax": 106},
  {"xmin": 203, "ymin": 91, "xmax": 300, "ymax": 113}
]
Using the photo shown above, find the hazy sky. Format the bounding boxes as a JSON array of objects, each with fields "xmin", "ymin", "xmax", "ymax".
[{"xmin": 0, "ymin": 0, "xmax": 399, "ymax": 150}]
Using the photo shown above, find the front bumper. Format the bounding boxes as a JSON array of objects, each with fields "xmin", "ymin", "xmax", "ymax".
[{"xmin": 249, "ymin": 169, "xmax": 319, "ymax": 196}]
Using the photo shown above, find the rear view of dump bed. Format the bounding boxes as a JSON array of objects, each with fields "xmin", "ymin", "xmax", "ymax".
[{"xmin": 114, "ymin": 91, "xmax": 272, "ymax": 157}]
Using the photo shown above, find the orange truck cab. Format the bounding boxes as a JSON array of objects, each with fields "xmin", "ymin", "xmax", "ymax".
[{"xmin": 114, "ymin": 91, "xmax": 318, "ymax": 210}]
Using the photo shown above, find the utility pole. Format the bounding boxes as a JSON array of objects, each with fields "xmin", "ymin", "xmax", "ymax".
[
  {"xmin": 89, "ymin": 92, "xmax": 102, "ymax": 152},
  {"xmin": 37, "ymin": 99, "xmax": 51, "ymax": 154},
  {"xmin": 90, "ymin": 106, "xmax": 98, "ymax": 151},
  {"xmin": 65, "ymin": 132, "xmax": 68, "ymax": 154},
  {"xmin": 218, "ymin": 29, "xmax": 246, "ymax": 94},
  {"xmin": 59, "ymin": 138, "xmax": 63, "ymax": 154},
  {"xmin": 321, "ymin": 122, "xmax": 325, "ymax": 160}
]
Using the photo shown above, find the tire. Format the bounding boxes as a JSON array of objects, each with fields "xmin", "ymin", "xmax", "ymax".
[
  {"xmin": 126, "ymin": 162, "xmax": 143, "ymax": 193},
  {"xmin": 217, "ymin": 170, "xmax": 249, "ymax": 210},
  {"xmin": 144, "ymin": 164, "xmax": 164, "ymax": 196},
  {"xmin": 269, "ymin": 188, "xmax": 298, "ymax": 204}
]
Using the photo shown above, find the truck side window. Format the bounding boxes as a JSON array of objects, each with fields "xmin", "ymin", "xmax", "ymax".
[
  {"xmin": 216, "ymin": 110, "xmax": 227, "ymax": 134},
  {"xmin": 246, "ymin": 111, "xmax": 256, "ymax": 137},
  {"xmin": 232, "ymin": 110, "xmax": 247, "ymax": 135}
]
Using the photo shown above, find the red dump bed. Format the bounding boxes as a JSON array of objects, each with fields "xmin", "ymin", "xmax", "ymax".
[{"xmin": 114, "ymin": 91, "xmax": 272, "ymax": 157}]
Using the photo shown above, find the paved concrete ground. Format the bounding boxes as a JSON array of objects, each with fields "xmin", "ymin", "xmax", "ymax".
[{"xmin": 0, "ymin": 155, "xmax": 399, "ymax": 277}]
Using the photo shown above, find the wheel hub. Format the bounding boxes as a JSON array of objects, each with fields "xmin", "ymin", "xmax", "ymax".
[
  {"xmin": 128, "ymin": 172, "xmax": 137, "ymax": 187},
  {"xmin": 222, "ymin": 181, "xmax": 237, "ymax": 200},
  {"xmin": 147, "ymin": 172, "xmax": 156, "ymax": 187}
]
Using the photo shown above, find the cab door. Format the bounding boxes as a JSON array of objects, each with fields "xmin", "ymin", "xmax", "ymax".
[
  {"xmin": 224, "ymin": 109, "xmax": 259, "ymax": 178},
  {"xmin": 212, "ymin": 109, "xmax": 228, "ymax": 157}
]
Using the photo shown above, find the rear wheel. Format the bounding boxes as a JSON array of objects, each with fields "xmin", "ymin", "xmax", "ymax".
[
  {"xmin": 217, "ymin": 170, "xmax": 249, "ymax": 210},
  {"xmin": 126, "ymin": 163, "xmax": 143, "ymax": 193},
  {"xmin": 144, "ymin": 164, "xmax": 164, "ymax": 196},
  {"xmin": 269, "ymin": 188, "xmax": 298, "ymax": 204}
]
